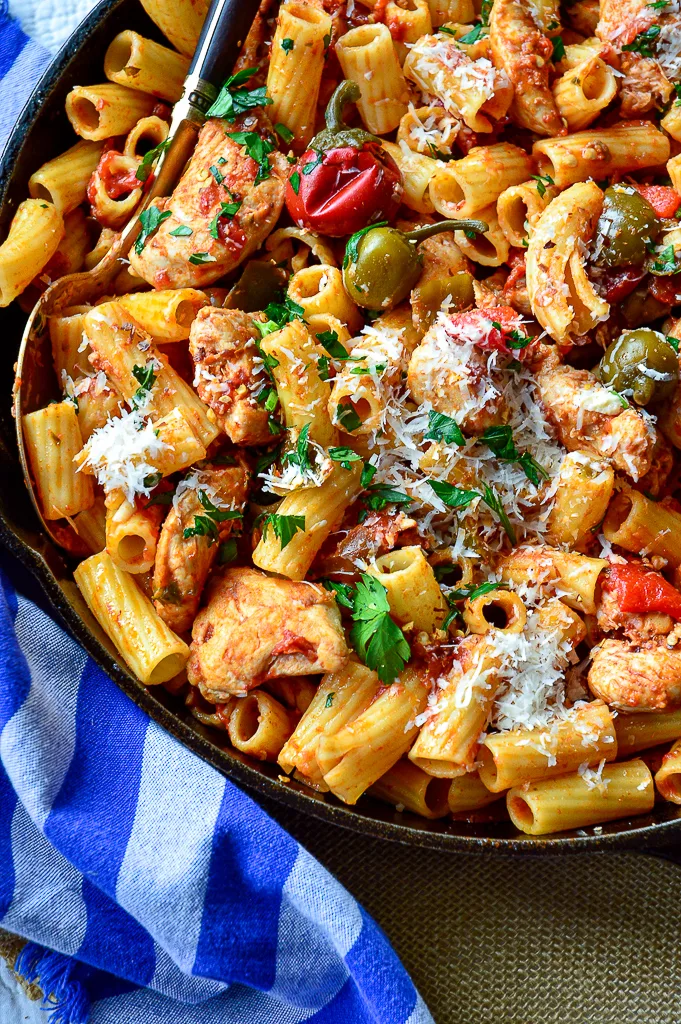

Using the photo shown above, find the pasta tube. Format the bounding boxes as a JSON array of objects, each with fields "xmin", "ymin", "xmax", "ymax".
[
  {"xmin": 267, "ymin": 3, "xmax": 332, "ymax": 149},
  {"xmin": 28, "ymin": 140, "xmax": 103, "ymax": 215},
  {"xmin": 336, "ymin": 24, "xmax": 409, "ymax": 134},
  {"xmin": 603, "ymin": 488, "xmax": 681, "ymax": 569},
  {"xmin": 546, "ymin": 451, "xmax": 614, "ymax": 549},
  {"xmin": 447, "ymin": 771, "xmax": 502, "ymax": 813},
  {"xmin": 369, "ymin": 759, "xmax": 451, "ymax": 818},
  {"xmin": 533, "ymin": 122, "xmax": 670, "ymax": 188},
  {"xmin": 23, "ymin": 403, "xmax": 94, "ymax": 520},
  {"xmin": 105, "ymin": 487, "xmax": 163, "ymax": 574},
  {"xmin": 66, "ymin": 84, "xmax": 157, "ymax": 141},
  {"xmin": 367, "ymin": 547, "xmax": 448, "ymax": 632},
  {"xmin": 478, "ymin": 701, "xmax": 617, "ymax": 792},
  {"xmin": 228, "ymin": 692, "xmax": 294, "ymax": 761},
  {"xmin": 0, "ymin": 200, "xmax": 63, "ymax": 307},
  {"xmin": 507, "ymin": 759, "xmax": 654, "ymax": 836},
  {"xmin": 430, "ymin": 143, "xmax": 532, "ymax": 219},
  {"xmin": 552, "ymin": 56, "xmax": 617, "ymax": 132},
  {"xmin": 74, "ymin": 551, "xmax": 189, "ymax": 685},
  {"xmin": 260, "ymin": 320, "xmax": 336, "ymax": 445},
  {"xmin": 381, "ymin": 141, "xmax": 438, "ymax": 214},
  {"xmin": 115, "ymin": 289, "xmax": 208, "ymax": 342},
  {"xmin": 615, "ymin": 710, "xmax": 681, "ymax": 757},
  {"xmin": 104, "ymin": 30, "xmax": 189, "ymax": 102},
  {"xmin": 287, "ymin": 266, "xmax": 363, "ymax": 332},
  {"xmin": 138, "ymin": 0, "xmax": 209, "ymax": 56}
]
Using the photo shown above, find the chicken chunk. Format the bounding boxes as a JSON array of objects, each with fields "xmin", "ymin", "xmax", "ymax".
[
  {"xmin": 407, "ymin": 312, "xmax": 509, "ymax": 433},
  {"xmin": 536, "ymin": 363, "xmax": 656, "ymax": 481},
  {"xmin": 311, "ymin": 510, "xmax": 420, "ymax": 578},
  {"xmin": 129, "ymin": 115, "xmax": 288, "ymax": 289},
  {"xmin": 153, "ymin": 459, "xmax": 251, "ymax": 634},
  {"xmin": 188, "ymin": 567, "xmax": 350, "ymax": 700},
  {"xmin": 588, "ymin": 632, "xmax": 681, "ymax": 709},
  {"xmin": 189, "ymin": 306, "xmax": 272, "ymax": 444},
  {"xmin": 619, "ymin": 53, "xmax": 673, "ymax": 117}
]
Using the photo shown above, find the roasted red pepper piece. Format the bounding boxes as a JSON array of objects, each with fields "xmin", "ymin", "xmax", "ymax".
[
  {"xmin": 601, "ymin": 563, "xmax": 681, "ymax": 621},
  {"xmin": 601, "ymin": 265, "xmax": 647, "ymax": 303},
  {"xmin": 285, "ymin": 80, "xmax": 402, "ymax": 237},
  {"xmin": 633, "ymin": 185, "xmax": 681, "ymax": 219}
]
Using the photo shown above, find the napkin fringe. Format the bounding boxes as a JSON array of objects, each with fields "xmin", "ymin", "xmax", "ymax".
[{"xmin": 13, "ymin": 942, "xmax": 91, "ymax": 1024}]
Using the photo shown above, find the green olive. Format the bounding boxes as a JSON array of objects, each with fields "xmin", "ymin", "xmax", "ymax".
[
  {"xmin": 593, "ymin": 186, "xmax": 662, "ymax": 268},
  {"xmin": 342, "ymin": 219, "xmax": 487, "ymax": 311},
  {"xmin": 597, "ymin": 328, "xmax": 679, "ymax": 406},
  {"xmin": 412, "ymin": 272, "xmax": 475, "ymax": 332}
]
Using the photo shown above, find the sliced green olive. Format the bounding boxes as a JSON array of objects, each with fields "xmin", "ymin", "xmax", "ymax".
[
  {"xmin": 593, "ymin": 186, "xmax": 662, "ymax": 268},
  {"xmin": 597, "ymin": 328, "xmax": 679, "ymax": 406},
  {"xmin": 412, "ymin": 271, "xmax": 475, "ymax": 332}
]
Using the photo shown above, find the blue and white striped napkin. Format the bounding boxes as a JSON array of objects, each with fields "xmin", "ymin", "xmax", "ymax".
[{"xmin": 0, "ymin": 4, "xmax": 434, "ymax": 1021}]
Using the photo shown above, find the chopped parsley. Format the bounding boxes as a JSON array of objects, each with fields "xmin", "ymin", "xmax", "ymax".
[
  {"xmin": 218, "ymin": 538, "xmax": 238, "ymax": 564},
  {"xmin": 458, "ymin": 22, "xmax": 487, "ymax": 43},
  {"xmin": 667, "ymin": 335, "xmax": 680, "ymax": 353},
  {"xmin": 207, "ymin": 67, "xmax": 272, "ymax": 121},
  {"xmin": 135, "ymin": 139, "xmax": 172, "ymax": 183},
  {"xmin": 531, "ymin": 173, "xmax": 554, "ymax": 198},
  {"xmin": 350, "ymin": 574, "xmax": 411, "ymax": 684},
  {"xmin": 321, "ymin": 578, "xmax": 355, "ymax": 609},
  {"xmin": 261, "ymin": 512, "xmax": 306, "ymax": 548},
  {"xmin": 325, "ymin": 692, "xmax": 335, "ymax": 708},
  {"xmin": 209, "ymin": 198, "xmax": 242, "ymax": 239},
  {"xmin": 649, "ymin": 244, "xmax": 680, "ymax": 276},
  {"xmin": 275, "ymin": 122, "xmax": 294, "ymax": 143},
  {"xmin": 283, "ymin": 423, "xmax": 311, "ymax": 473},
  {"xmin": 281, "ymin": 37, "xmax": 295, "ymax": 53},
  {"xmin": 131, "ymin": 361, "xmax": 157, "ymax": 407},
  {"xmin": 360, "ymin": 462, "xmax": 377, "ymax": 488},
  {"xmin": 255, "ymin": 296, "xmax": 306, "ymax": 338},
  {"xmin": 188, "ymin": 252, "xmax": 217, "ymax": 265},
  {"xmin": 424, "ymin": 410, "xmax": 465, "ymax": 446},
  {"xmin": 169, "ymin": 224, "xmax": 193, "ymax": 237},
  {"xmin": 438, "ymin": 24, "xmax": 458, "ymax": 34},
  {"xmin": 442, "ymin": 580, "xmax": 505, "ymax": 629},
  {"xmin": 134, "ymin": 207, "xmax": 171, "ymax": 255},
  {"xmin": 329, "ymin": 447, "xmax": 362, "ymax": 470},
  {"xmin": 551, "ymin": 35, "xmax": 566, "ymax": 61},
  {"xmin": 479, "ymin": 425, "xmax": 549, "ymax": 486},
  {"xmin": 429, "ymin": 480, "xmax": 479, "ymax": 510},
  {"xmin": 481, "ymin": 484, "xmax": 516, "ymax": 544},
  {"xmin": 226, "ymin": 130, "xmax": 275, "ymax": 182},
  {"xmin": 363, "ymin": 484, "xmax": 411, "ymax": 511},
  {"xmin": 621, "ymin": 24, "xmax": 661, "ymax": 56},
  {"xmin": 302, "ymin": 149, "xmax": 323, "ymax": 176},
  {"xmin": 336, "ymin": 404, "xmax": 363, "ymax": 432},
  {"xmin": 318, "ymin": 354, "xmax": 331, "ymax": 381},
  {"xmin": 289, "ymin": 171, "xmax": 301, "ymax": 195},
  {"xmin": 316, "ymin": 330, "xmax": 349, "ymax": 359},
  {"xmin": 183, "ymin": 490, "xmax": 243, "ymax": 544}
]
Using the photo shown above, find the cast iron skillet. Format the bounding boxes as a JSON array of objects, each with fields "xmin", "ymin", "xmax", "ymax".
[{"xmin": 2, "ymin": 0, "xmax": 681, "ymax": 855}]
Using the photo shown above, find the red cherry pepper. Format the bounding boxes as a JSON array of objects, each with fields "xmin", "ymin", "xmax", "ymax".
[
  {"xmin": 285, "ymin": 80, "xmax": 403, "ymax": 238},
  {"xmin": 601, "ymin": 563, "xmax": 681, "ymax": 620}
]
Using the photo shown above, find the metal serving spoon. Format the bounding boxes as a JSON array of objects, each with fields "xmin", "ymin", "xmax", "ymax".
[{"xmin": 13, "ymin": 0, "xmax": 263, "ymax": 548}]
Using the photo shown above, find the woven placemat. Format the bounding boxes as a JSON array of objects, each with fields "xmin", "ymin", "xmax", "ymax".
[{"xmin": 263, "ymin": 797, "xmax": 681, "ymax": 1024}]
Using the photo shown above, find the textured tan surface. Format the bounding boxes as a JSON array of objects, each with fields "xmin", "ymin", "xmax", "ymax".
[{"xmin": 266, "ymin": 799, "xmax": 681, "ymax": 1024}]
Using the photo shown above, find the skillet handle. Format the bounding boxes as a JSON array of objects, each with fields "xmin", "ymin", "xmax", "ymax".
[{"xmin": 177, "ymin": 0, "xmax": 264, "ymax": 121}]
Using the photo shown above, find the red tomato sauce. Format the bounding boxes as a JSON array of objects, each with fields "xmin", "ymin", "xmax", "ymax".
[{"xmin": 601, "ymin": 563, "xmax": 681, "ymax": 620}]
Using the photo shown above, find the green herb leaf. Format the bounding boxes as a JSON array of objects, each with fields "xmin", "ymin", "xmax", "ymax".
[
  {"xmin": 350, "ymin": 574, "xmax": 410, "ymax": 684},
  {"xmin": 255, "ymin": 446, "xmax": 282, "ymax": 474},
  {"xmin": 169, "ymin": 224, "xmax": 193, "ymax": 237},
  {"xmin": 329, "ymin": 446, "xmax": 362, "ymax": 470},
  {"xmin": 457, "ymin": 22, "xmax": 487, "ymax": 42},
  {"xmin": 318, "ymin": 354, "xmax": 331, "ymax": 381},
  {"xmin": 275, "ymin": 122, "xmax": 294, "ymax": 143},
  {"xmin": 262, "ymin": 512, "xmax": 306, "ymax": 548},
  {"xmin": 425, "ymin": 410, "xmax": 465, "ymax": 446},
  {"xmin": 666, "ymin": 334, "xmax": 680, "ymax": 353},
  {"xmin": 479, "ymin": 425, "xmax": 549, "ymax": 486},
  {"xmin": 531, "ymin": 173, "xmax": 554, "ymax": 198},
  {"xmin": 135, "ymin": 139, "xmax": 172, "ymax": 182},
  {"xmin": 189, "ymin": 252, "xmax": 217, "ymax": 265},
  {"xmin": 360, "ymin": 462, "xmax": 377, "ymax": 488},
  {"xmin": 448, "ymin": 580, "xmax": 505, "ymax": 603},
  {"xmin": 281, "ymin": 37, "xmax": 295, "ymax": 53},
  {"xmin": 429, "ymin": 480, "xmax": 480, "ymax": 509},
  {"xmin": 226, "ymin": 130, "xmax": 275, "ymax": 182},
  {"xmin": 481, "ymin": 484, "xmax": 516, "ymax": 544},
  {"xmin": 551, "ymin": 34, "xmax": 566, "ymax": 61},
  {"xmin": 207, "ymin": 67, "xmax": 273, "ymax": 121},
  {"xmin": 621, "ymin": 24, "xmax": 661, "ymax": 55},
  {"xmin": 343, "ymin": 222, "xmax": 389, "ymax": 268},
  {"xmin": 438, "ymin": 25, "xmax": 458, "ymax": 34},
  {"xmin": 146, "ymin": 490, "xmax": 175, "ymax": 507},
  {"xmin": 317, "ymin": 330, "xmax": 349, "ymax": 359},
  {"xmin": 302, "ymin": 149, "xmax": 323, "ymax": 176},
  {"xmin": 289, "ymin": 170, "xmax": 301, "ymax": 195},
  {"xmin": 364, "ymin": 484, "xmax": 411, "ymax": 511},
  {"xmin": 649, "ymin": 243, "xmax": 680, "ymax": 276},
  {"xmin": 218, "ymin": 538, "xmax": 238, "ymax": 564},
  {"xmin": 131, "ymin": 361, "xmax": 157, "ymax": 407},
  {"xmin": 134, "ymin": 207, "xmax": 171, "ymax": 255},
  {"xmin": 209, "ymin": 199, "xmax": 242, "ymax": 239},
  {"xmin": 283, "ymin": 423, "xmax": 311, "ymax": 473},
  {"xmin": 337, "ymin": 404, "xmax": 363, "ymax": 432},
  {"xmin": 321, "ymin": 578, "xmax": 355, "ymax": 609}
]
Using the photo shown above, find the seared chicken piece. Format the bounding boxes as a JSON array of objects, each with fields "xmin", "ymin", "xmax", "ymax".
[
  {"xmin": 189, "ymin": 306, "xmax": 272, "ymax": 444},
  {"xmin": 153, "ymin": 459, "xmax": 251, "ymax": 634},
  {"xmin": 311, "ymin": 510, "xmax": 420, "ymax": 578},
  {"xmin": 618, "ymin": 53, "xmax": 673, "ymax": 117},
  {"xmin": 489, "ymin": 0, "xmax": 565, "ymax": 137},
  {"xmin": 596, "ymin": 0, "xmax": 676, "ymax": 116},
  {"xmin": 407, "ymin": 313, "xmax": 509, "ymax": 434},
  {"xmin": 589, "ymin": 632, "xmax": 681, "ymax": 709},
  {"xmin": 188, "ymin": 567, "xmax": 349, "ymax": 700},
  {"xmin": 536, "ymin": 363, "xmax": 656, "ymax": 481},
  {"xmin": 130, "ymin": 115, "xmax": 288, "ymax": 289}
]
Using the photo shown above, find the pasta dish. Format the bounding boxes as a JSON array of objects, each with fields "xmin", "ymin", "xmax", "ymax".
[{"xmin": 5, "ymin": 0, "xmax": 681, "ymax": 836}]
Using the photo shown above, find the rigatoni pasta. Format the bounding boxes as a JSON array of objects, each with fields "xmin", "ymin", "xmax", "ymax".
[{"xmin": 11, "ymin": 0, "xmax": 681, "ymax": 842}]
